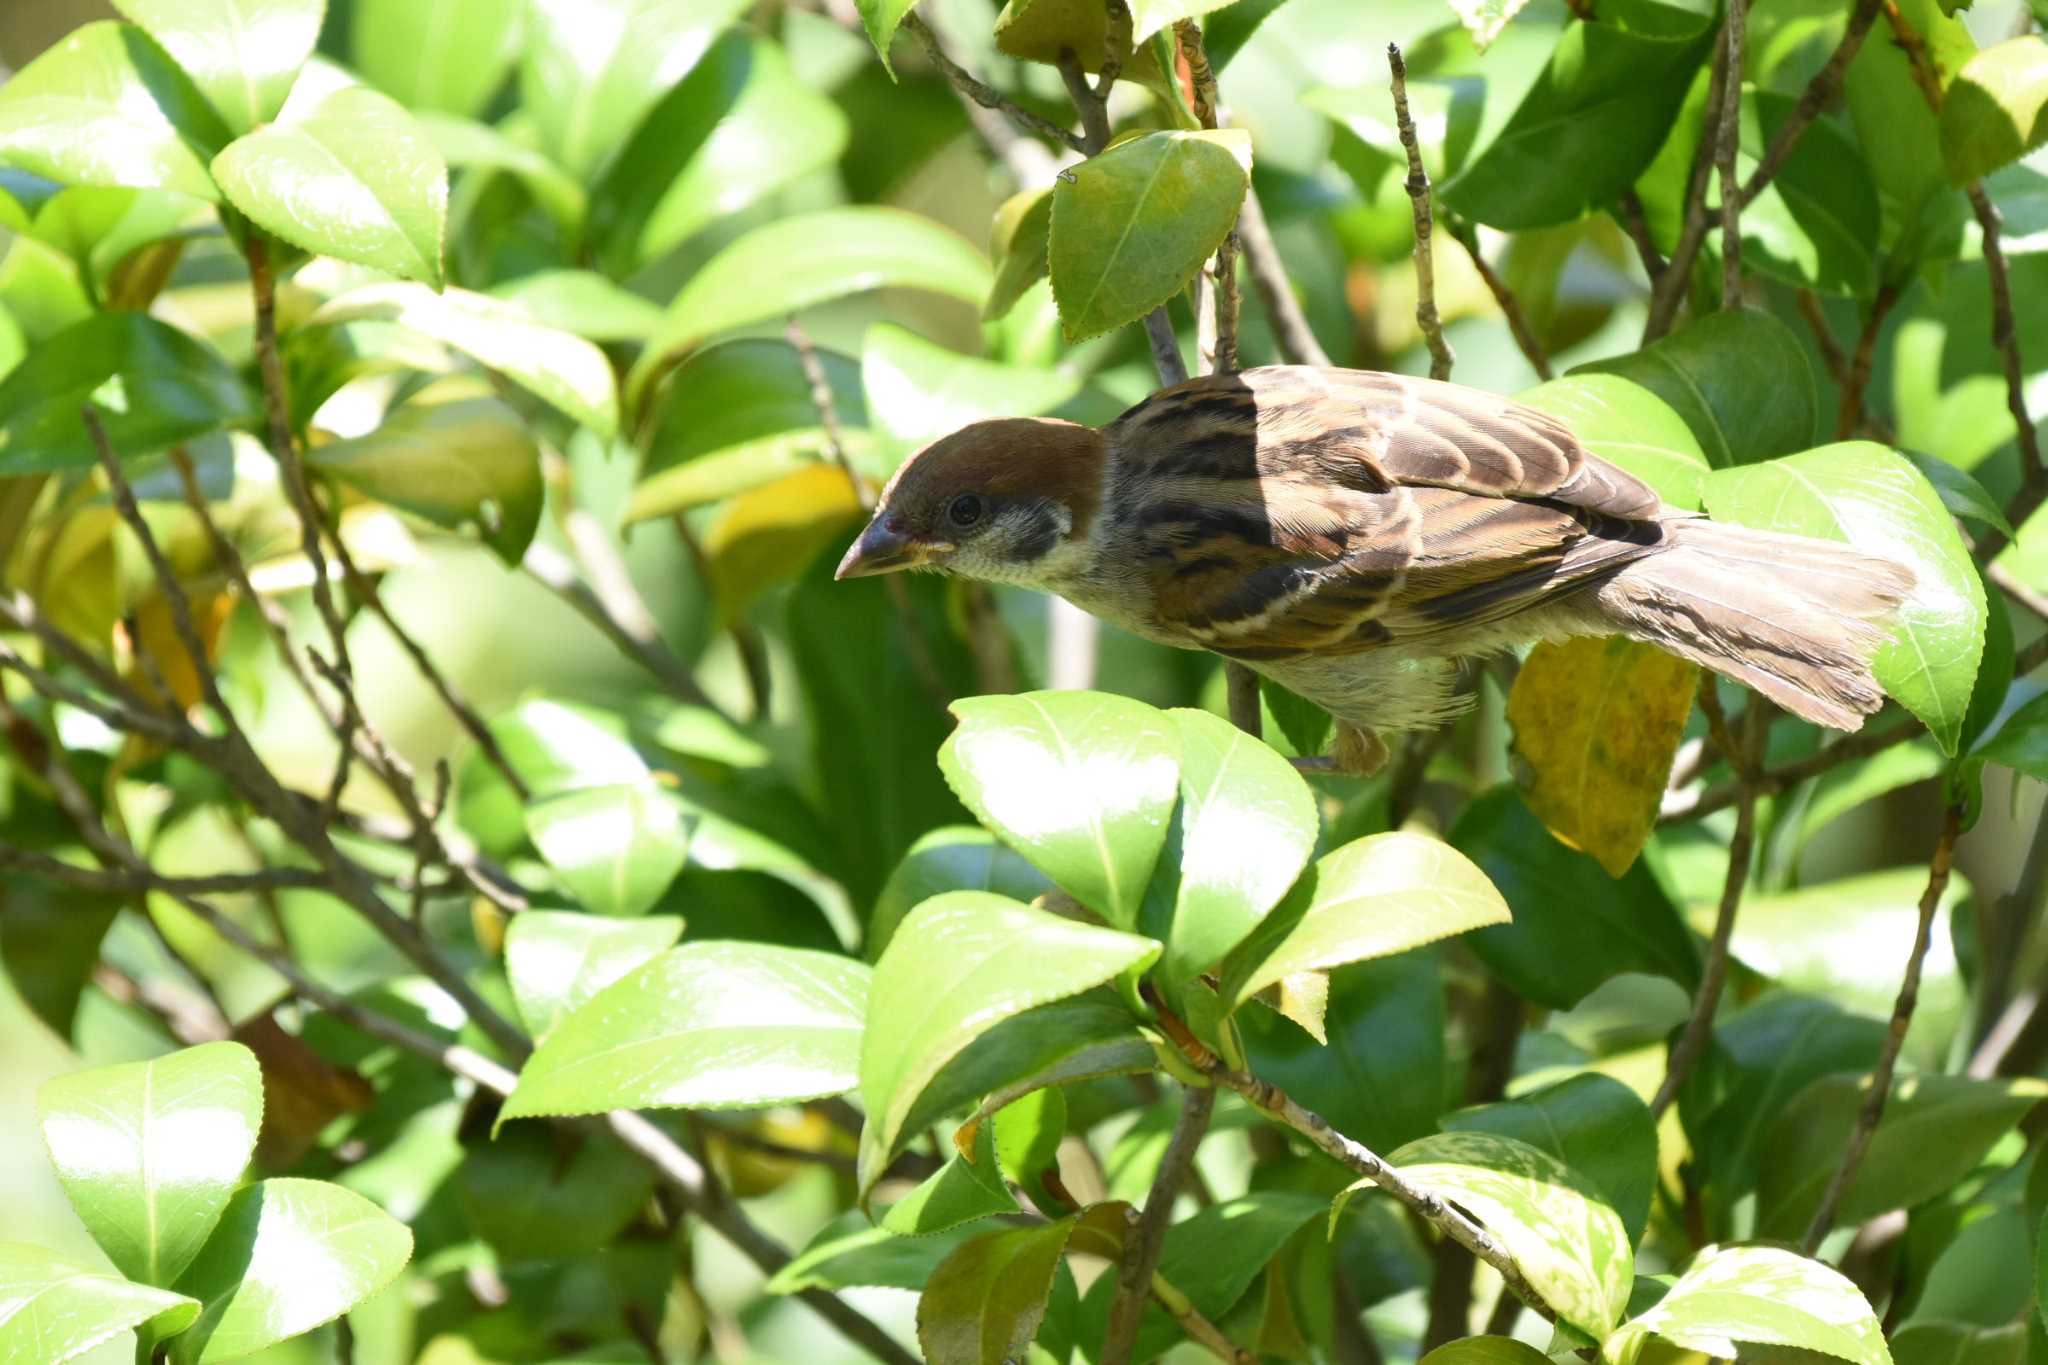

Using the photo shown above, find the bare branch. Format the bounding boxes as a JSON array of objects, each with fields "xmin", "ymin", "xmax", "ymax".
[
  {"xmin": 0, "ymin": 844, "xmax": 327, "ymax": 896},
  {"xmin": 1388, "ymin": 43, "xmax": 1454, "ymax": 381},
  {"xmin": 1837, "ymin": 282, "xmax": 1902, "ymax": 438},
  {"xmin": 1151, "ymin": 1270, "xmax": 1256, "ymax": 1364},
  {"xmin": 1101, "ymin": 1084, "xmax": 1217, "ymax": 1365},
  {"xmin": 1969, "ymin": 183, "xmax": 2046, "ymax": 492},
  {"xmin": 1660, "ymin": 716, "xmax": 1921, "ymax": 823},
  {"xmin": 1801, "ymin": 802, "xmax": 1963, "ymax": 1253},
  {"xmin": 900, "ymin": 11, "xmax": 1087, "ymax": 154},
  {"xmin": 1740, "ymin": 0, "xmax": 1882, "ymax": 202},
  {"xmin": 1716, "ymin": 0, "xmax": 1748, "ymax": 309},
  {"xmin": 519, "ymin": 542, "xmax": 713, "ymax": 706},
  {"xmin": 1615, "ymin": 189, "xmax": 1667, "ymax": 281},
  {"xmin": 1449, "ymin": 220, "xmax": 1553, "ymax": 380},
  {"xmin": 1238, "ymin": 191, "xmax": 1332, "ymax": 367},
  {"xmin": 1645, "ymin": 36, "xmax": 1732, "ymax": 341},
  {"xmin": 1796, "ymin": 289, "xmax": 1851, "ymax": 385}
]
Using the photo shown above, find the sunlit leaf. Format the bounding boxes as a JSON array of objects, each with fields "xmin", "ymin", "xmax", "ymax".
[
  {"xmin": 701, "ymin": 463, "xmax": 865, "ymax": 623},
  {"xmin": 1941, "ymin": 37, "xmax": 2048, "ymax": 185},
  {"xmin": 1602, "ymin": 1245, "xmax": 1887, "ymax": 1365},
  {"xmin": 1516, "ymin": 373, "xmax": 1712, "ymax": 510},
  {"xmin": 503, "ymin": 910, "xmax": 684, "ymax": 1040},
  {"xmin": 0, "ymin": 1244, "xmax": 197, "ymax": 1365},
  {"xmin": 1575, "ymin": 309, "xmax": 1816, "ymax": 467},
  {"xmin": 1445, "ymin": 1073, "xmax": 1658, "ymax": 1244},
  {"xmin": 862, "ymin": 323, "xmax": 1082, "ymax": 462},
  {"xmin": 111, "ymin": 0, "xmax": 321, "ymax": 134},
  {"xmin": 350, "ymin": 0, "xmax": 523, "ymax": 118},
  {"xmin": 869, "ymin": 826, "xmax": 1054, "ymax": 961},
  {"xmin": 882, "ymin": 1120, "xmax": 1019, "ymax": 1236},
  {"xmin": 525, "ymin": 782, "xmax": 690, "ymax": 917}
]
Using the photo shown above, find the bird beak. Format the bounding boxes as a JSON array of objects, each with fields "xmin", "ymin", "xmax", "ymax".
[{"xmin": 835, "ymin": 518, "xmax": 944, "ymax": 580}]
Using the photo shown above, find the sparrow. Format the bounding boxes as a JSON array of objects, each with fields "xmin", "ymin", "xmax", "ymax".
[{"xmin": 836, "ymin": 366, "xmax": 1912, "ymax": 773}]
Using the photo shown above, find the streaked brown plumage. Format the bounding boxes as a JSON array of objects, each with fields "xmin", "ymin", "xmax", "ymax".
[{"xmin": 838, "ymin": 365, "xmax": 1913, "ymax": 771}]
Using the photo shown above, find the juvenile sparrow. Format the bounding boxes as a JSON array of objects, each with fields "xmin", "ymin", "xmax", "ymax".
[{"xmin": 836, "ymin": 366, "xmax": 1912, "ymax": 773}]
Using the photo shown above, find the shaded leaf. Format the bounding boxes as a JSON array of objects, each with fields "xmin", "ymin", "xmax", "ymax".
[
  {"xmin": 1423, "ymin": 1339, "xmax": 1555, "ymax": 1365},
  {"xmin": 985, "ymin": 187, "xmax": 1053, "ymax": 322},
  {"xmin": 0, "ymin": 1244, "xmax": 197, "ymax": 1365},
  {"xmin": 917, "ymin": 1216, "xmax": 1077, "ymax": 1365},
  {"xmin": 1721, "ymin": 89, "xmax": 1882, "ymax": 296},
  {"xmin": 503, "ymin": 942, "xmax": 870, "ymax": 1120},
  {"xmin": 38, "ymin": 1042, "xmax": 262, "ymax": 1288},
  {"xmin": 458, "ymin": 1122, "xmax": 655, "ymax": 1263},
  {"xmin": 1575, "ymin": 309, "xmax": 1816, "ymax": 467},
  {"xmin": 1049, "ymin": 129, "xmax": 1250, "ymax": 342},
  {"xmin": 1976, "ymin": 687, "xmax": 2048, "ymax": 779},
  {"xmin": 767, "ymin": 1213, "xmax": 976, "ymax": 1294},
  {"xmin": 111, "ymin": 0, "xmax": 320, "ymax": 134},
  {"xmin": 882, "ymin": 1120, "xmax": 1019, "ymax": 1236},
  {"xmin": 700, "ymin": 462, "xmax": 864, "ymax": 623},
  {"xmin": 938, "ymin": 691, "xmax": 1182, "ymax": 930},
  {"xmin": 503, "ymin": 910, "xmax": 684, "ymax": 1040},
  {"xmin": 1509, "ymin": 636, "xmax": 1699, "ymax": 876}
]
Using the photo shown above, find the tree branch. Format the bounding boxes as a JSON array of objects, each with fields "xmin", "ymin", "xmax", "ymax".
[
  {"xmin": 1101, "ymin": 1084, "xmax": 1217, "ymax": 1365},
  {"xmin": 1715, "ymin": 0, "xmax": 1748, "ymax": 309},
  {"xmin": 1388, "ymin": 43, "xmax": 1454, "ymax": 380},
  {"xmin": 1238, "ymin": 191, "xmax": 1332, "ymax": 367},
  {"xmin": 900, "ymin": 11, "xmax": 1088, "ymax": 154},
  {"xmin": 1449, "ymin": 220, "xmax": 1552, "ymax": 380},
  {"xmin": 1660, "ymin": 716, "xmax": 1921, "ymax": 823}
]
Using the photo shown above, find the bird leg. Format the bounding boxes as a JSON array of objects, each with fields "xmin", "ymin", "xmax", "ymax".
[{"xmin": 1288, "ymin": 722, "xmax": 1391, "ymax": 777}]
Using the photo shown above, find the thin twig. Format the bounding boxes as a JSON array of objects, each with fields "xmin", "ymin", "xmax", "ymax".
[
  {"xmin": 1969, "ymin": 183, "xmax": 2045, "ymax": 491},
  {"xmin": 1645, "ymin": 39, "xmax": 1730, "ymax": 341},
  {"xmin": 1837, "ymin": 282, "xmax": 1902, "ymax": 438},
  {"xmin": 0, "ymin": 845, "xmax": 327, "ymax": 896},
  {"xmin": 1101, "ymin": 1084, "xmax": 1217, "ymax": 1365},
  {"xmin": 1800, "ymin": 802, "xmax": 1963, "ymax": 1253},
  {"xmin": 1151, "ymin": 1271, "xmax": 1256, "ymax": 1364},
  {"xmin": 1797, "ymin": 290, "xmax": 1851, "ymax": 385},
  {"xmin": 1237, "ymin": 191, "xmax": 1332, "ymax": 367},
  {"xmin": 1450, "ymin": 221, "xmax": 1552, "ymax": 380},
  {"xmin": 520, "ymin": 543, "xmax": 713, "ymax": 707},
  {"xmin": 900, "ymin": 11, "xmax": 1087, "ymax": 153},
  {"xmin": 1716, "ymin": 0, "xmax": 1748, "ymax": 310},
  {"xmin": 1661, "ymin": 717, "xmax": 1920, "ymax": 823},
  {"xmin": 1616, "ymin": 189, "xmax": 1667, "ymax": 281},
  {"xmin": 1388, "ymin": 44, "xmax": 1454, "ymax": 381},
  {"xmin": 1741, "ymin": 0, "xmax": 1882, "ymax": 203}
]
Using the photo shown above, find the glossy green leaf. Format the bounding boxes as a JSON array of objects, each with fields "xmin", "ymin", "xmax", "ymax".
[
  {"xmin": 985, "ymin": 187, "xmax": 1053, "ymax": 322},
  {"xmin": 37, "ymin": 1042, "xmax": 262, "ymax": 1288},
  {"xmin": 168, "ymin": 1178, "xmax": 412, "ymax": 1364},
  {"xmin": 1845, "ymin": 0, "xmax": 1976, "ymax": 258},
  {"xmin": 412, "ymin": 110, "xmax": 583, "ymax": 226},
  {"xmin": 862, "ymin": 322, "xmax": 1083, "ymax": 460},
  {"xmin": 858, "ymin": 892, "xmax": 1159, "ymax": 1195},
  {"xmin": 1907, "ymin": 450, "xmax": 2016, "ymax": 537},
  {"xmin": 502, "ymin": 942, "xmax": 870, "ymax": 1120},
  {"xmin": 111, "ymin": 0, "xmax": 320, "ymax": 134},
  {"xmin": 1756, "ymin": 1074, "xmax": 2048, "ymax": 1239},
  {"xmin": 881, "ymin": 1121, "xmax": 1019, "ymax": 1236},
  {"xmin": 350, "ymin": 0, "xmax": 523, "ymax": 117},
  {"xmin": 1703, "ymin": 441, "xmax": 1986, "ymax": 752},
  {"xmin": 0, "ymin": 312, "xmax": 254, "ymax": 474},
  {"xmin": 526, "ymin": 781, "xmax": 690, "ymax": 917},
  {"xmin": 855, "ymin": 0, "xmax": 920, "ymax": 68},
  {"xmin": 1450, "ymin": 788, "xmax": 1699, "ymax": 1008},
  {"xmin": 1361, "ymin": 1132, "xmax": 1631, "ymax": 1341},
  {"xmin": 1516, "ymin": 373, "xmax": 1711, "ymax": 510},
  {"xmin": 503, "ymin": 910, "xmax": 684, "ymax": 1040},
  {"xmin": 484, "ymin": 698, "xmax": 649, "ymax": 799},
  {"xmin": 312, "ymin": 282, "xmax": 613, "ymax": 435},
  {"xmin": 1440, "ymin": 19, "xmax": 1712, "ymax": 229},
  {"xmin": 1977, "ymin": 689, "xmax": 2048, "ymax": 779},
  {"xmin": 307, "ymin": 394, "xmax": 541, "ymax": 564},
  {"xmin": 1893, "ymin": 1322, "xmax": 2026, "ymax": 1365},
  {"xmin": 1240, "ymin": 953, "xmax": 1447, "ymax": 1151},
  {"xmin": 1722, "ymin": 90, "xmax": 1882, "ymax": 296},
  {"xmin": 1049, "ymin": 129, "xmax": 1250, "ymax": 342},
  {"xmin": 457, "ymin": 1122, "xmax": 655, "ymax": 1264},
  {"xmin": 1220, "ymin": 831, "xmax": 1509, "ymax": 1012},
  {"xmin": 1445, "ymin": 1073, "xmax": 1657, "ymax": 1245},
  {"xmin": 869, "ymin": 826, "xmax": 1054, "ymax": 961},
  {"xmin": 489, "ymin": 270, "xmax": 662, "ymax": 343},
  {"xmin": 900, "ymin": 1000, "xmax": 1153, "ymax": 1152},
  {"xmin": 1143, "ymin": 708, "xmax": 1318, "ymax": 1000},
  {"xmin": 938, "ymin": 691, "xmax": 1182, "ymax": 929},
  {"xmin": 1575, "ymin": 310, "xmax": 1816, "ymax": 467},
  {"xmin": 1603, "ymin": 1245, "xmax": 1887, "ymax": 1365},
  {"xmin": 0, "ymin": 1243, "xmax": 198, "ymax": 1365},
  {"xmin": 916, "ymin": 1216, "xmax": 1077, "ymax": 1365},
  {"xmin": 630, "ymin": 338, "xmax": 868, "ymax": 521},
  {"xmin": 767, "ymin": 1213, "xmax": 977, "ymax": 1294},
  {"xmin": 1942, "ymin": 38, "xmax": 2048, "ymax": 185},
  {"xmin": 520, "ymin": 0, "xmax": 747, "ymax": 180},
  {"xmin": 211, "ymin": 83, "xmax": 447, "ymax": 286},
  {"xmin": 992, "ymin": 1086, "xmax": 1067, "ymax": 1212},
  {"xmin": 1424, "ymin": 1340, "xmax": 1555, "ymax": 1365},
  {"xmin": 0, "ymin": 22, "xmax": 226, "ymax": 201},
  {"xmin": 1683, "ymin": 994, "xmax": 1885, "ymax": 1198},
  {"xmin": 632, "ymin": 207, "xmax": 989, "ymax": 407},
  {"xmin": 28, "ymin": 186, "xmax": 202, "ymax": 295}
]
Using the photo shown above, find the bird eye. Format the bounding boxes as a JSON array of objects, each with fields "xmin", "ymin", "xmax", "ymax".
[{"xmin": 948, "ymin": 494, "xmax": 985, "ymax": 529}]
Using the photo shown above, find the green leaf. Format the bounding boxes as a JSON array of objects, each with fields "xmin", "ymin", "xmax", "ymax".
[
  {"xmin": 37, "ymin": 1042, "xmax": 262, "ymax": 1288},
  {"xmin": 882, "ymin": 1120, "xmax": 1020, "ymax": 1236},
  {"xmin": 350, "ymin": 0, "xmax": 523, "ymax": 117},
  {"xmin": 503, "ymin": 910, "xmax": 684, "ymax": 1040},
  {"xmin": 632, "ymin": 207, "xmax": 990, "ymax": 408},
  {"xmin": 1220, "ymin": 831, "xmax": 1510, "ymax": 1013},
  {"xmin": 520, "ymin": 0, "xmax": 748, "ymax": 181},
  {"xmin": 1702, "ymin": 441, "xmax": 1986, "ymax": 752},
  {"xmin": 1756, "ymin": 1073, "xmax": 2048, "ymax": 1239},
  {"xmin": 858, "ymin": 893, "xmax": 1159, "ymax": 1195},
  {"xmin": 1942, "ymin": 38, "xmax": 2048, "ymax": 185},
  {"xmin": 1422, "ymin": 1339, "xmax": 1556, "ymax": 1365},
  {"xmin": 307, "ymin": 394, "xmax": 542, "ymax": 564},
  {"xmin": 1361, "ymin": 1132, "xmax": 1632, "ymax": 1341},
  {"xmin": 938, "ymin": 691, "xmax": 1182, "ymax": 930},
  {"xmin": 917, "ymin": 1216, "xmax": 1078, "ymax": 1365},
  {"xmin": 0, "ymin": 879, "xmax": 120, "ymax": 1041},
  {"xmin": 0, "ymin": 22, "xmax": 226, "ymax": 201},
  {"xmin": 870, "ymin": 826, "xmax": 1055, "ymax": 962},
  {"xmin": 167, "ymin": 1178, "xmax": 412, "ymax": 1364},
  {"xmin": 1444, "ymin": 1073, "xmax": 1657, "ymax": 1245},
  {"xmin": 1977, "ymin": 689, "xmax": 2048, "ymax": 779},
  {"xmin": 1239, "ymin": 953, "xmax": 1447, "ymax": 1151},
  {"xmin": 985, "ymin": 188, "xmax": 1053, "ymax": 322},
  {"xmin": 28, "ymin": 187, "xmax": 203, "ymax": 297},
  {"xmin": 0, "ymin": 312, "xmax": 254, "ymax": 474},
  {"xmin": 855, "ymin": 0, "xmax": 921, "ymax": 68},
  {"xmin": 767, "ymin": 1213, "xmax": 977, "ymax": 1294},
  {"xmin": 1575, "ymin": 309, "xmax": 1816, "ymax": 467},
  {"xmin": 1906, "ymin": 450, "xmax": 2016, "ymax": 538},
  {"xmin": 0, "ymin": 1243, "xmax": 198, "ymax": 1365},
  {"xmin": 457, "ymin": 1123, "xmax": 656, "ymax": 1264},
  {"xmin": 1450, "ymin": 788, "xmax": 1700, "ymax": 1008},
  {"xmin": 501, "ymin": 942, "xmax": 870, "ymax": 1120},
  {"xmin": 1516, "ymin": 373, "xmax": 1712, "ymax": 510},
  {"xmin": 1440, "ymin": 19, "xmax": 1713, "ymax": 230},
  {"xmin": 630, "ymin": 338, "xmax": 868, "ymax": 521},
  {"xmin": 1603, "ymin": 1245, "xmax": 1887, "ymax": 1365},
  {"xmin": 525, "ymin": 781, "xmax": 690, "ymax": 917},
  {"xmin": 211, "ymin": 82, "xmax": 447, "ymax": 286},
  {"xmin": 901, "ymin": 1000, "xmax": 1153, "ymax": 1149},
  {"xmin": 110, "ymin": 0, "xmax": 321, "ymax": 134},
  {"xmin": 1049, "ymin": 129, "xmax": 1251, "ymax": 343},
  {"xmin": 1845, "ymin": 0, "xmax": 1977, "ymax": 258},
  {"xmin": 862, "ymin": 323, "xmax": 1083, "ymax": 460},
  {"xmin": 485, "ymin": 698, "xmax": 649, "ymax": 798},
  {"xmin": 312, "ymin": 282, "xmax": 619, "ymax": 437},
  {"xmin": 993, "ymin": 1086, "xmax": 1068, "ymax": 1212},
  {"xmin": 489, "ymin": 270, "xmax": 663, "ymax": 343},
  {"xmin": 1144, "ymin": 708, "xmax": 1318, "ymax": 1000},
  {"xmin": 1720, "ymin": 89, "xmax": 1882, "ymax": 296},
  {"xmin": 411, "ymin": 110, "xmax": 584, "ymax": 227},
  {"xmin": 1894, "ymin": 1322, "xmax": 2026, "ymax": 1365}
]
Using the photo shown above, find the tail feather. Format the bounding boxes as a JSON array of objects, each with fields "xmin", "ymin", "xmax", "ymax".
[{"xmin": 1596, "ymin": 519, "xmax": 1914, "ymax": 730}]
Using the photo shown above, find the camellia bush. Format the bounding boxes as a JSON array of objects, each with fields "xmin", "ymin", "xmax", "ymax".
[{"xmin": 1, "ymin": 0, "xmax": 2047, "ymax": 1363}]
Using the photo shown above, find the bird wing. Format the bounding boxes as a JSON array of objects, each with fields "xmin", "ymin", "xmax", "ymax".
[{"xmin": 1110, "ymin": 366, "xmax": 1671, "ymax": 659}]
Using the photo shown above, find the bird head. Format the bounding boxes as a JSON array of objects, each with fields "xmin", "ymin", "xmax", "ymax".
[{"xmin": 835, "ymin": 416, "xmax": 1106, "ymax": 587}]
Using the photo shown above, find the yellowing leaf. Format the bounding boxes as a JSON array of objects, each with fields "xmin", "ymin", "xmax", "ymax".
[
  {"xmin": 703, "ymin": 463, "xmax": 864, "ymax": 623},
  {"xmin": 1508, "ymin": 636, "xmax": 1698, "ymax": 877},
  {"xmin": 124, "ymin": 589, "xmax": 232, "ymax": 712}
]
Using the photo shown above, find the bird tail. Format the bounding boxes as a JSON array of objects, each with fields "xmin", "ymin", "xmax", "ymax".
[{"xmin": 1594, "ymin": 518, "xmax": 1914, "ymax": 730}]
